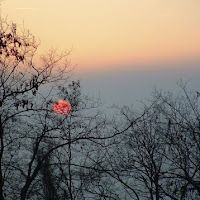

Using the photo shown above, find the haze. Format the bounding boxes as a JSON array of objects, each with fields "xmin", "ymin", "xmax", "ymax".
[{"xmin": 2, "ymin": 0, "xmax": 200, "ymax": 105}]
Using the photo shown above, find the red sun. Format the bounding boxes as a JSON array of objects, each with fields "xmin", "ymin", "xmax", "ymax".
[{"xmin": 53, "ymin": 100, "xmax": 71, "ymax": 116}]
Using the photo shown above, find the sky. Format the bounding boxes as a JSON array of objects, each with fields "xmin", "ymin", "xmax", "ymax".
[{"xmin": 1, "ymin": 0, "xmax": 200, "ymax": 106}]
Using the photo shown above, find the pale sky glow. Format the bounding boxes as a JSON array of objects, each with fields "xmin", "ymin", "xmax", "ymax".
[
  {"xmin": 15, "ymin": 8, "xmax": 39, "ymax": 10},
  {"xmin": 2, "ymin": 0, "xmax": 200, "ymax": 72}
]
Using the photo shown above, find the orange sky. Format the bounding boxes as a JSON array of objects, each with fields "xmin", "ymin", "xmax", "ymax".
[{"xmin": 2, "ymin": 0, "xmax": 200, "ymax": 72}]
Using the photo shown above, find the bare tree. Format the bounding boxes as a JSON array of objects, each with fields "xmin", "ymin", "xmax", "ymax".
[
  {"xmin": 3, "ymin": 5, "xmax": 199, "ymax": 200},
  {"xmin": 151, "ymin": 82, "xmax": 200, "ymax": 199},
  {"xmin": 0, "ymin": 17, "xmax": 72, "ymax": 200},
  {"xmin": 0, "ymin": 18, "xmax": 123, "ymax": 200},
  {"xmin": 106, "ymin": 83, "xmax": 200, "ymax": 200}
]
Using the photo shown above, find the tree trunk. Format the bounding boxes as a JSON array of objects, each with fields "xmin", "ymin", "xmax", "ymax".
[
  {"xmin": 20, "ymin": 184, "xmax": 30, "ymax": 200},
  {"xmin": 0, "ymin": 116, "xmax": 5, "ymax": 200}
]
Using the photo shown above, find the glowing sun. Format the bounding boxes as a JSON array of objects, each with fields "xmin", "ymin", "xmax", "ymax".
[{"xmin": 53, "ymin": 100, "xmax": 71, "ymax": 116}]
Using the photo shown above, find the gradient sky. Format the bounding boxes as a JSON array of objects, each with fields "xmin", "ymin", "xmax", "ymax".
[
  {"xmin": 1, "ymin": 0, "xmax": 200, "ymax": 105},
  {"xmin": 2, "ymin": 0, "xmax": 200, "ymax": 71}
]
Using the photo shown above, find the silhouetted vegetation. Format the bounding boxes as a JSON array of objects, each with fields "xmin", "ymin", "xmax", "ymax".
[{"xmin": 1, "ymin": 14, "xmax": 200, "ymax": 200}]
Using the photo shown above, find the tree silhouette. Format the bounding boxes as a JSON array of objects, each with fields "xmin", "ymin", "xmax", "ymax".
[
  {"xmin": 104, "ymin": 82, "xmax": 200, "ymax": 199},
  {"xmin": 0, "ymin": 17, "xmax": 72, "ymax": 200},
  {"xmin": 0, "ymin": 18, "xmax": 124, "ymax": 200},
  {"xmin": 1, "ymin": 5, "xmax": 199, "ymax": 200}
]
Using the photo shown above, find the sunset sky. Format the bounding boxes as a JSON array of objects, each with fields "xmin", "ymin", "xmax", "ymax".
[{"xmin": 1, "ymin": 0, "xmax": 200, "ymax": 105}]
